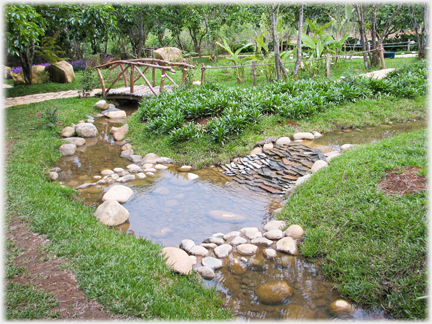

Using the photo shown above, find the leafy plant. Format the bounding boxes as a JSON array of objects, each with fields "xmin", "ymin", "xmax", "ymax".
[
  {"xmin": 79, "ymin": 69, "xmax": 99, "ymax": 98},
  {"xmin": 38, "ymin": 106, "xmax": 58, "ymax": 129},
  {"xmin": 216, "ymin": 38, "xmax": 253, "ymax": 83},
  {"xmin": 34, "ymin": 33, "xmax": 69, "ymax": 63}
]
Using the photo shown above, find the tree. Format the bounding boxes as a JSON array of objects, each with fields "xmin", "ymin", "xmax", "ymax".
[
  {"xmin": 267, "ymin": 3, "xmax": 287, "ymax": 80},
  {"xmin": 5, "ymin": 4, "xmax": 45, "ymax": 85},
  {"xmin": 293, "ymin": 3, "xmax": 304, "ymax": 79}
]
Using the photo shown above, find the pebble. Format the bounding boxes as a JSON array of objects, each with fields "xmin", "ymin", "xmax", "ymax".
[
  {"xmin": 189, "ymin": 246, "xmax": 209, "ymax": 257},
  {"xmin": 202, "ymin": 257, "xmax": 223, "ymax": 269},
  {"xmin": 264, "ymin": 248, "xmax": 278, "ymax": 258},
  {"xmin": 214, "ymin": 244, "xmax": 232, "ymax": 258},
  {"xmin": 196, "ymin": 266, "xmax": 215, "ymax": 280},
  {"xmin": 237, "ymin": 244, "xmax": 258, "ymax": 256},
  {"xmin": 180, "ymin": 239, "xmax": 195, "ymax": 253},
  {"xmin": 264, "ymin": 220, "xmax": 286, "ymax": 232},
  {"xmin": 223, "ymin": 231, "xmax": 240, "ymax": 241},
  {"xmin": 265, "ymin": 229, "xmax": 284, "ymax": 240},
  {"xmin": 230, "ymin": 236, "xmax": 248, "ymax": 246}
]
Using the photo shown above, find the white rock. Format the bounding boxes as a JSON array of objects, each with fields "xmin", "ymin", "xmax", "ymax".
[
  {"xmin": 179, "ymin": 165, "xmax": 192, "ymax": 172},
  {"xmin": 326, "ymin": 154, "xmax": 341, "ymax": 163},
  {"xmin": 94, "ymin": 200, "xmax": 129, "ymax": 226},
  {"xmin": 202, "ymin": 257, "xmax": 223, "ymax": 269},
  {"xmin": 263, "ymin": 143, "xmax": 273, "ymax": 150},
  {"xmin": 93, "ymin": 175, "xmax": 102, "ymax": 180},
  {"xmin": 189, "ymin": 246, "xmax": 208, "ymax": 257},
  {"xmin": 113, "ymin": 168, "xmax": 125, "ymax": 174},
  {"xmin": 223, "ymin": 231, "xmax": 240, "ymax": 241},
  {"xmin": 109, "ymin": 126, "xmax": 119, "ymax": 135},
  {"xmin": 310, "ymin": 160, "xmax": 328, "ymax": 173},
  {"xmin": 146, "ymin": 172, "xmax": 155, "ymax": 176},
  {"xmin": 143, "ymin": 163, "xmax": 154, "ymax": 169},
  {"xmin": 264, "ymin": 248, "xmax": 278, "ymax": 258},
  {"xmin": 293, "ymin": 132, "xmax": 314, "ymax": 140},
  {"xmin": 237, "ymin": 244, "xmax": 258, "ymax": 256},
  {"xmin": 136, "ymin": 172, "xmax": 147, "ymax": 179},
  {"xmin": 143, "ymin": 168, "xmax": 157, "ymax": 173},
  {"xmin": 102, "ymin": 185, "xmax": 133, "ymax": 204},
  {"xmin": 63, "ymin": 137, "xmax": 86, "ymax": 147},
  {"xmin": 241, "ymin": 227, "xmax": 262, "ymax": 240},
  {"xmin": 113, "ymin": 123, "xmax": 129, "ymax": 141},
  {"xmin": 155, "ymin": 164, "xmax": 168, "ymax": 170},
  {"xmin": 141, "ymin": 153, "xmax": 160, "ymax": 164},
  {"xmin": 180, "ymin": 239, "xmax": 195, "ymax": 252},
  {"xmin": 126, "ymin": 164, "xmax": 142, "ymax": 173},
  {"xmin": 196, "ymin": 266, "xmax": 215, "ymax": 279},
  {"xmin": 128, "ymin": 155, "xmax": 142, "ymax": 164},
  {"xmin": 189, "ymin": 255, "xmax": 197, "ymax": 265},
  {"xmin": 276, "ymin": 237, "xmax": 299, "ymax": 255},
  {"xmin": 49, "ymin": 172, "xmax": 58, "ymax": 181},
  {"xmin": 187, "ymin": 173, "xmax": 199, "ymax": 180},
  {"xmin": 295, "ymin": 174, "xmax": 311, "ymax": 186},
  {"xmin": 285, "ymin": 225, "xmax": 304, "ymax": 239},
  {"xmin": 117, "ymin": 174, "xmax": 135, "ymax": 182},
  {"xmin": 105, "ymin": 110, "xmax": 127, "ymax": 119},
  {"xmin": 251, "ymin": 237, "xmax": 273, "ymax": 247},
  {"xmin": 276, "ymin": 137, "xmax": 291, "ymax": 145},
  {"xmin": 214, "ymin": 244, "xmax": 232, "ymax": 258},
  {"xmin": 249, "ymin": 147, "xmax": 263, "ymax": 155},
  {"xmin": 265, "ymin": 229, "xmax": 284, "ymax": 240},
  {"xmin": 59, "ymin": 143, "xmax": 76, "ymax": 156},
  {"xmin": 75, "ymin": 123, "xmax": 98, "ymax": 138},
  {"xmin": 264, "ymin": 220, "xmax": 287, "ymax": 232},
  {"xmin": 162, "ymin": 247, "xmax": 193, "ymax": 275},
  {"xmin": 111, "ymin": 173, "xmax": 119, "ymax": 180},
  {"xmin": 201, "ymin": 243, "xmax": 217, "ymax": 249},
  {"xmin": 61, "ymin": 126, "xmax": 76, "ymax": 137},
  {"xmin": 313, "ymin": 131, "xmax": 323, "ymax": 138},
  {"xmin": 230, "ymin": 236, "xmax": 248, "ymax": 246},
  {"xmin": 121, "ymin": 149, "xmax": 133, "ymax": 158},
  {"xmin": 94, "ymin": 100, "xmax": 109, "ymax": 110},
  {"xmin": 192, "ymin": 81, "xmax": 201, "ymax": 86},
  {"xmin": 341, "ymin": 144, "xmax": 354, "ymax": 151}
]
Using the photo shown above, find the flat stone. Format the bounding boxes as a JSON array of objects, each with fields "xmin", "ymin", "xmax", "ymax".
[
  {"xmin": 128, "ymin": 155, "xmax": 143, "ymax": 164},
  {"xmin": 310, "ymin": 160, "xmax": 328, "ymax": 173},
  {"xmin": 141, "ymin": 153, "xmax": 160, "ymax": 164},
  {"xmin": 264, "ymin": 248, "xmax": 278, "ymax": 258},
  {"xmin": 102, "ymin": 185, "xmax": 133, "ymax": 204},
  {"xmin": 265, "ymin": 229, "xmax": 284, "ymax": 240},
  {"xmin": 202, "ymin": 257, "xmax": 223, "ymax": 269},
  {"xmin": 276, "ymin": 137, "xmax": 291, "ymax": 145},
  {"xmin": 143, "ymin": 168, "xmax": 157, "ymax": 173},
  {"xmin": 230, "ymin": 236, "xmax": 248, "ymax": 246},
  {"xmin": 263, "ymin": 143, "xmax": 274, "ymax": 150},
  {"xmin": 237, "ymin": 244, "xmax": 258, "ymax": 256},
  {"xmin": 207, "ymin": 210, "xmax": 246, "ymax": 223},
  {"xmin": 126, "ymin": 164, "xmax": 142, "ymax": 173},
  {"xmin": 146, "ymin": 172, "xmax": 155, "ymax": 176},
  {"xmin": 264, "ymin": 220, "xmax": 287, "ymax": 232},
  {"xmin": 94, "ymin": 99, "xmax": 109, "ymax": 110},
  {"xmin": 313, "ymin": 131, "xmax": 322, "ymax": 138},
  {"xmin": 214, "ymin": 244, "xmax": 232, "ymax": 258},
  {"xmin": 341, "ymin": 144, "xmax": 354, "ymax": 151},
  {"xmin": 110, "ymin": 173, "xmax": 119, "ymax": 180},
  {"xmin": 196, "ymin": 266, "xmax": 215, "ymax": 280},
  {"xmin": 113, "ymin": 123, "xmax": 129, "ymax": 141},
  {"xmin": 293, "ymin": 132, "xmax": 314, "ymax": 140},
  {"xmin": 105, "ymin": 110, "xmax": 127, "ymax": 119},
  {"xmin": 285, "ymin": 225, "xmax": 304, "ymax": 239},
  {"xmin": 187, "ymin": 173, "xmax": 199, "ymax": 180},
  {"xmin": 121, "ymin": 149, "xmax": 133, "ymax": 158},
  {"xmin": 223, "ymin": 231, "xmax": 240, "ymax": 241},
  {"xmin": 201, "ymin": 243, "xmax": 217, "ymax": 249},
  {"xmin": 155, "ymin": 164, "xmax": 168, "ymax": 170},
  {"xmin": 249, "ymin": 147, "xmax": 263, "ymax": 155},
  {"xmin": 251, "ymin": 237, "xmax": 273, "ymax": 247},
  {"xmin": 59, "ymin": 143, "xmax": 76, "ymax": 156},
  {"xmin": 180, "ymin": 239, "xmax": 195, "ymax": 253},
  {"xmin": 179, "ymin": 165, "xmax": 192, "ymax": 172},
  {"xmin": 143, "ymin": 163, "xmax": 154, "ymax": 169},
  {"xmin": 295, "ymin": 174, "xmax": 311, "ymax": 186},
  {"xmin": 94, "ymin": 200, "xmax": 129, "ymax": 226},
  {"xmin": 116, "ymin": 174, "xmax": 135, "ymax": 182},
  {"xmin": 136, "ymin": 172, "xmax": 147, "ymax": 179},
  {"xmin": 162, "ymin": 247, "xmax": 193, "ymax": 275},
  {"xmin": 113, "ymin": 167, "xmax": 125, "ymax": 174},
  {"xmin": 189, "ymin": 245, "xmax": 209, "ymax": 257},
  {"xmin": 63, "ymin": 137, "xmax": 86, "ymax": 147},
  {"xmin": 209, "ymin": 237, "xmax": 225, "ymax": 245},
  {"xmin": 276, "ymin": 237, "xmax": 299, "ymax": 255},
  {"xmin": 61, "ymin": 126, "xmax": 76, "ymax": 137},
  {"xmin": 259, "ymin": 184, "xmax": 282, "ymax": 194},
  {"xmin": 101, "ymin": 169, "xmax": 114, "ymax": 175}
]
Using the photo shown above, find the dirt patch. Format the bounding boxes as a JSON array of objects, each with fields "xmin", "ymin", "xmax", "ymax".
[
  {"xmin": 6, "ymin": 214, "xmax": 115, "ymax": 320},
  {"xmin": 378, "ymin": 167, "xmax": 427, "ymax": 195}
]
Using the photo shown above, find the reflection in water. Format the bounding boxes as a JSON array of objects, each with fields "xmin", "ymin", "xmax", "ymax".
[{"xmin": 56, "ymin": 113, "xmax": 423, "ymax": 321}]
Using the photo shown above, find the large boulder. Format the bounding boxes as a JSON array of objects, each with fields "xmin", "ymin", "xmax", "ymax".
[
  {"xmin": 45, "ymin": 61, "xmax": 75, "ymax": 83},
  {"xmin": 255, "ymin": 281, "xmax": 293, "ymax": 305},
  {"xmin": 153, "ymin": 47, "xmax": 184, "ymax": 62},
  {"xmin": 75, "ymin": 123, "xmax": 98, "ymax": 138},
  {"xmin": 113, "ymin": 124, "xmax": 129, "ymax": 141},
  {"xmin": 162, "ymin": 247, "xmax": 193, "ymax": 275},
  {"xmin": 94, "ymin": 200, "xmax": 129, "ymax": 226},
  {"xmin": 11, "ymin": 65, "xmax": 50, "ymax": 85},
  {"xmin": 102, "ymin": 185, "xmax": 133, "ymax": 204}
]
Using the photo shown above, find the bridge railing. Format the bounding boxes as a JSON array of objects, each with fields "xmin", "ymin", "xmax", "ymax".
[{"xmin": 94, "ymin": 58, "xmax": 196, "ymax": 97}]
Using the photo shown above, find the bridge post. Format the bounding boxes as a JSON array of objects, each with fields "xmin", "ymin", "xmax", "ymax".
[{"xmin": 130, "ymin": 63, "xmax": 134, "ymax": 94}]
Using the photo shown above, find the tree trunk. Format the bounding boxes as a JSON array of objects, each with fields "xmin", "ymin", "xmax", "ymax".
[
  {"xmin": 268, "ymin": 3, "xmax": 287, "ymax": 81},
  {"xmin": 419, "ymin": 4, "xmax": 428, "ymax": 59},
  {"xmin": 189, "ymin": 28, "xmax": 201, "ymax": 57},
  {"xmin": 370, "ymin": 6, "xmax": 381, "ymax": 67},
  {"xmin": 377, "ymin": 4, "xmax": 403, "ymax": 54},
  {"xmin": 354, "ymin": 3, "xmax": 370, "ymax": 69},
  {"xmin": 293, "ymin": 3, "xmax": 304, "ymax": 79},
  {"xmin": 20, "ymin": 48, "xmax": 33, "ymax": 85}
]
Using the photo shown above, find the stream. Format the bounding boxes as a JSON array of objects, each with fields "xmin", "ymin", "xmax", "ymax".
[{"xmin": 56, "ymin": 106, "xmax": 426, "ymax": 320}]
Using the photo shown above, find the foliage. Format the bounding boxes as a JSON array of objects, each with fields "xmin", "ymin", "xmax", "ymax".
[
  {"xmin": 34, "ymin": 34, "xmax": 68, "ymax": 63},
  {"xmin": 38, "ymin": 106, "xmax": 59, "ymax": 129},
  {"xmin": 216, "ymin": 38, "xmax": 253, "ymax": 82},
  {"xmin": 137, "ymin": 61, "xmax": 426, "ymax": 145},
  {"xmin": 79, "ymin": 69, "xmax": 99, "ymax": 98}
]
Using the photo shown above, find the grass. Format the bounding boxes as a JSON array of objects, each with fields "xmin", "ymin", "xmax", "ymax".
[
  {"xmin": 5, "ymin": 97, "xmax": 231, "ymax": 320},
  {"xmin": 127, "ymin": 95, "xmax": 427, "ymax": 168},
  {"xmin": 4, "ymin": 56, "xmax": 417, "ymax": 97},
  {"xmin": 276, "ymin": 130, "xmax": 427, "ymax": 319}
]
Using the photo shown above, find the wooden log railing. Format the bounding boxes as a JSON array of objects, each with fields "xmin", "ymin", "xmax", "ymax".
[{"xmin": 94, "ymin": 58, "xmax": 195, "ymax": 98}]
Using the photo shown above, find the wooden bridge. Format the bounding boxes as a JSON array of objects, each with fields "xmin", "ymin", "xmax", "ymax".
[{"xmin": 94, "ymin": 58, "xmax": 195, "ymax": 100}]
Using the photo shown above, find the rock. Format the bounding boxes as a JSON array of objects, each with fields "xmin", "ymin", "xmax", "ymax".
[
  {"xmin": 75, "ymin": 123, "xmax": 98, "ymax": 138},
  {"xmin": 265, "ymin": 229, "xmax": 284, "ymax": 240},
  {"xmin": 251, "ymin": 237, "xmax": 273, "ymax": 247},
  {"xmin": 111, "ymin": 173, "xmax": 120, "ymax": 180},
  {"xmin": 328, "ymin": 300, "xmax": 355, "ymax": 317},
  {"xmin": 102, "ymin": 185, "xmax": 133, "ymax": 204},
  {"xmin": 189, "ymin": 255, "xmax": 197, "ymax": 265},
  {"xmin": 284, "ymin": 304, "xmax": 316, "ymax": 320},
  {"xmin": 311, "ymin": 160, "xmax": 328, "ymax": 173},
  {"xmin": 87, "ymin": 119, "xmax": 94, "ymax": 123},
  {"xmin": 285, "ymin": 225, "xmax": 304, "ymax": 239},
  {"xmin": 341, "ymin": 144, "xmax": 354, "ymax": 151},
  {"xmin": 214, "ymin": 244, "xmax": 232, "ymax": 258},
  {"xmin": 155, "ymin": 164, "xmax": 168, "ymax": 170},
  {"xmin": 128, "ymin": 155, "xmax": 142, "ymax": 164},
  {"xmin": 136, "ymin": 172, "xmax": 147, "ymax": 179},
  {"xmin": 121, "ymin": 149, "xmax": 133, "ymax": 158},
  {"xmin": 101, "ymin": 169, "xmax": 114, "ymax": 175},
  {"xmin": 295, "ymin": 174, "xmax": 311, "ymax": 186},
  {"xmin": 208, "ymin": 210, "xmax": 246, "ymax": 223},
  {"xmin": 94, "ymin": 100, "xmax": 109, "ymax": 110},
  {"xmin": 196, "ymin": 266, "xmax": 215, "ymax": 280},
  {"xmin": 313, "ymin": 131, "xmax": 322, "ymax": 138},
  {"xmin": 264, "ymin": 248, "xmax": 277, "ymax": 258},
  {"xmin": 51, "ymin": 167, "xmax": 62, "ymax": 172},
  {"xmin": 179, "ymin": 165, "xmax": 192, "ymax": 172},
  {"xmin": 249, "ymin": 147, "xmax": 263, "ymax": 156},
  {"xmin": 208, "ymin": 237, "xmax": 224, "ymax": 245},
  {"xmin": 276, "ymin": 237, "xmax": 299, "ymax": 255},
  {"xmin": 94, "ymin": 200, "xmax": 129, "ymax": 226},
  {"xmin": 276, "ymin": 255, "xmax": 296, "ymax": 268},
  {"xmin": 45, "ymin": 61, "xmax": 75, "ymax": 83},
  {"xmin": 326, "ymin": 153, "xmax": 341, "ymax": 163},
  {"xmin": 201, "ymin": 243, "xmax": 217, "ymax": 249},
  {"xmin": 116, "ymin": 174, "xmax": 135, "ymax": 182},
  {"xmin": 49, "ymin": 172, "xmax": 58, "ymax": 181},
  {"xmin": 146, "ymin": 172, "xmax": 155, "ymax": 176},
  {"xmin": 229, "ymin": 259, "xmax": 248, "ymax": 275},
  {"xmin": 230, "ymin": 236, "xmax": 248, "ymax": 246},
  {"xmin": 112, "ymin": 124, "xmax": 129, "ymax": 141},
  {"xmin": 75, "ymin": 182, "xmax": 96, "ymax": 190},
  {"xmin": 141, "ymin": 153, "xmax": 160, "ymax": 164},
  {"xmin": 223, "ymin": 231, "xmax": 240, "ymax": 241},
  {"xmin": 187, "ymin": 173, "xmax": 199, "ymax": 180},
  {"xmin": 59, "ymin": 143, "xmax": 76, "ymax": 156},
  {"xmin": 62, "ymin": 126, "xmax": 76, "ymax": 137},
  {"xmin": 63, "ymin": 137, "xmax": 86, "ymax": 147},
  {"xmin": 126, "ymin": 164, "xmax": 142, "ymax": 173},
  {"xmin": 143, "ymin": 163, "xmax": 154, "ymax": 169},
  {"xmin": 101, "ymin": 107, "xmax": 121, "ymax": 116},
  {"xmin": 237, "ymin": 244, "xmax": 258, "ymax": 256},
  {"xmin": 264, "ymin": 220, "xmax": 286, "ymax": 232},
  {"xmin": 162, "ymin": 247, "xmax": 193, "ymax": 275},
  {"xmin": 276, "ymin": 137, "xmax": 291, "ymax": 145},
  {"xmin": 202, "ymin": 257, "xmax": 223, "ymax": 269},
  {"xmin": 192, "ymin": 81, "xmax": 201, "ymax": 86},
  {"xmin": 212, "ymin": 232, "xmax": 225, "ymax": 239},
  {"xmin": 105, "ymin": 110, "xmax": 127, "ymax": 119},
  {"xmin": 122, "ymin": 143, "xmax": 132, "ymax": 151},
  {"xmin": 113, "ymin": 167, "xmax": 125, "ymax": 174},
  {"xmin": 155, "ymin": 157, "xmax": 171, "ymax": 164},
  {"xmin": 293, "ymin": 132, "xmax": 314, "ymax": 140},
  {"xmin": 153, "ymin": 47, "xmax": 184, "ymax": 62},
  {"xmin": 255, "ymin": 281, "xmax": 293, "ymax": 305},
  {"xmin": 189, "ymin": 246, "xmax": 209, "ymax": 257},
  {"xmin": 241, "ymin": 227, "xmax": 262, "ymax": 240},
  {"xmin": 263, "ymin": 143, "xmax": 273, "ymax": 150},
  {"xmin": 11, "ymin": 65, "xmax": 50, "ymax": 85},
  {"xmin": 93, "ymin": 175, "xmax": 102, "ymax": 180}
]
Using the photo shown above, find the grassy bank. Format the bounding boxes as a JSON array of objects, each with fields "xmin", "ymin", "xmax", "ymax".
[
  {"xmin": 277, "ymin": 130, "xmax": 427, "ymax": 319},
  {"xmin": 5, "ymin": 97, "xmax": 231, "ymax": 320}
]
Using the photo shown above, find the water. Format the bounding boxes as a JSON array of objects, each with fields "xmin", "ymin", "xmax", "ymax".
[{"xmin": 57, "ymin": 110, "xmax": 425, "ymax": 320}]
